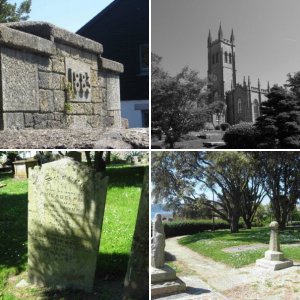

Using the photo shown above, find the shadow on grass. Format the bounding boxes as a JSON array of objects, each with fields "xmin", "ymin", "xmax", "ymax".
[
  {"xmin": 0, "ymin": 192, "xmax": 28, "ymax": 274},
  {"xmin": 179, "ymin": 227, "xmax": 300, "ymax": 246},
  {"xmin": 106, "ymin": 166, "xmax": 145, "ymax": 188},
  {"xmin": 96, "ymin": 253, "xmax": 130, "ymax": 277}
]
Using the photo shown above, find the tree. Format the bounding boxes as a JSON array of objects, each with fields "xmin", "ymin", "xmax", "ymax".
[
  {"xmin": 255, "ymin": 72, "xmax": 300, "ymax": 148},
  {"xmin": 207, "ymin": 100, "xmax": 227, "ymax": 127},
  {"xmin": 0, "ymin": 0, "xmax": 31, "ymax": 23},
  {"xmin": 256, "ymin": 152, "xmax": 300, "ymax": 230},
  {"xmin": 151, "ymin": 54, "xmax": 209, "ymax": 148},
  {"xmin": 241, "ymin": 166, "xmax": 266, "ymax": 229},
  {"xmin": 152, "ymin": 152, "xmax": 263, "ymax": 233}
]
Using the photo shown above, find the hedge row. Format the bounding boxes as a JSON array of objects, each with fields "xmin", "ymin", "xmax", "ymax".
[
  {"xmin": 223, "ymin": 122, "xmax": 259, "ymax": 148},
  {"xmin": 163, "ymin": 220, "xmax": 231, "ymax": 238}
]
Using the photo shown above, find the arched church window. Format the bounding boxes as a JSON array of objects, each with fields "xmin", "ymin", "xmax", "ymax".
[
  {"xmin": 253, "ymin": 99, "xmax": 259, "ymax": 120},
  {"xmin": 212, "ymin": 54, "xmax": 215, "ymax": 64},
  {"xmin": 238, "ymin": 98, "xmax": 242, "ymax": 114},
  {"xmin": 216, "ymin": 53, "xmax": 219, "ymax": 63},
  {"xmin": 225, "ymin": 52, "xmax": 228, "ymax": 63},
  {"xmin": 229, "ymin": 53, "xmax": 232, "ymax": 64}
]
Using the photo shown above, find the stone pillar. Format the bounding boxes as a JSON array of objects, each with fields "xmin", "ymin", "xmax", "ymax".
[
  {"xmin": 256, "ymin": 221, "xmax": 293, "ymax": 270},
  {"xmin": 123, "ymin": 168, "xmax": 149, "ymax": 300},
  {"xmin": 151, "ymin": 214, "xmax": 165, "ymax": 268},
  {"xmin": 265, "ymin": 221, "xmax": 282, "ymax": 261}
]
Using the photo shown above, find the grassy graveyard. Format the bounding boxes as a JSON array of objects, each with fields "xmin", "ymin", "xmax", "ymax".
[
  {"xmin": 0, "ymin": 164, "xmax": 145, "ymax": 299},
  {"xmin": 178, "ymin": 227, "xmax": 300, "ymax": 268}
]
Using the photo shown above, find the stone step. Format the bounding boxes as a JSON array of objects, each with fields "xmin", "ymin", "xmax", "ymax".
[
  {"xmin": 151, "ymin": 278, "xmax": 186, "ymax": 298},
  {"xmin": 256, "ymin": 258, "xmax": 293, "ymax": 271},
  {"xmin": 151, "ymin": 265, "xmax": 176, "ymax": 283}
]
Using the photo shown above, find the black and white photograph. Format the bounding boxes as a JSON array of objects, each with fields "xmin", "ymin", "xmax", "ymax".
[{"xmin": 151, "ymin": 0, "xmax": 300, "ymax": 149}]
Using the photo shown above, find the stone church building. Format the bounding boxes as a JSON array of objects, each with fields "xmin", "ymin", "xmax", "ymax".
[{"xmin": 207, "ymin": 24, "xmax": 270, "ymax": 125}]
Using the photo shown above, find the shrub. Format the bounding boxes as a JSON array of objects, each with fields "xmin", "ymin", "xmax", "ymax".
[
  {"xmin": 163, "ymin": 219, "xmax": 231, "ymax": 238},
  {"xmin": 215, "ymin": 125, "xmax": 220, "ymax": 130},
  {"xmin": 223, "ymin": 122, "xmax": 259, "ymax": 148},
  {"xmin": 220, "ymin": 123, "xmax": 230, "ymax": 131}
]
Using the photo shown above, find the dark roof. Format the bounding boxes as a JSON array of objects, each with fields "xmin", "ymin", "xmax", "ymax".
[{"xmin": 77, "ymin": 0, "xmax": 122, "ymax": 34}]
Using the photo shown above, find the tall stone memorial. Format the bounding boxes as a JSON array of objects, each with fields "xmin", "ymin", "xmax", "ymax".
[
  {"xmin": 151, "ymin": 214, "xmax": 186, "ymax": 298},
  {"xmin": 28, "ymin": 158, "xmax": 109, "ymax": 292},
  {"xmin": 256, "ymin": 221, "xmax": 293, "ymax": 270}
]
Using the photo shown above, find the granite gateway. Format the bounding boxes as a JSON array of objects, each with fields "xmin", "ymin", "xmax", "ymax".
[
  {"xmin": 27, "ymin": 158, "xmax": 108, "ymax": 292},
  {"xmin": 0, "ymin": 21, "xmax": 122, "ymax": 131}
]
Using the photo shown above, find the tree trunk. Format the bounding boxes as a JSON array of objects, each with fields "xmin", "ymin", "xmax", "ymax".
[
  {"xmin": 94, "ymin": 151, "xmax": 105, "ymax": 172},
  {"xmin": 85, "ymin": 151, "xmax": 92, "ymax": 166},
  {"xmin": 279, "ymin": 213, "xmax": 287, "ymax": 230},
  {"xmin": 244, "ymin": 219, "xmax": 252, "ymax": 229},
  {"xmin": 105, "ymin": 151, "xmax": 111, "ymax": 165},
  {"xmin": 230, "ymin": 212, "xmax": 240, "ymax": 233}
]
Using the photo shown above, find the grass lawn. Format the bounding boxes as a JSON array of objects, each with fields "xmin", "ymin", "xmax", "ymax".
[
  {"xmin": 179, "ymin": 227, "xmax": 300, "ymax": 268},
  {"xmin": 0, "ymin": 164, "xmax": 145, "ymax": 299}
]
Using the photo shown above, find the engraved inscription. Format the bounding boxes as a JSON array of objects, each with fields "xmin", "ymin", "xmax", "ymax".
[
  {"xmin": 27, "ymin": 158, "xmax": 108, "ymax": 292},
  {"xmin": 65, "ymin": 57, "xmax": 92, "ymax": 102}
]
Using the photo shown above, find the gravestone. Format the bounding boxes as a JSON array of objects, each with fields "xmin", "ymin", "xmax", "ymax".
[
  {"xmin": 124, "ymin": 168, "xmax": 149, "ymax": 300},
  {"xmin": 151, "ymin": 213, "xmax": 186, "ymax": 298},
  {"xmin": 28, "ymin": 158, "xmax": 108, "ymax": 292},
  {"xmin": 13, "ymin": 159, "xmax": 39, "ymax": 179},
  {"xmin": 256, "ymin": 221, "xmax": 293, "ymax": 270}
]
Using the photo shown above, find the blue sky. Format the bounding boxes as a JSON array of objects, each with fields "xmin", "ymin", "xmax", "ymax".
[
  {"xmin": 11, "ymin": 0, "xmax": 114, "ymax": 32},
  {"xmin": 152, "ymin": 0, "xmax": 300, "ymax": 89}
]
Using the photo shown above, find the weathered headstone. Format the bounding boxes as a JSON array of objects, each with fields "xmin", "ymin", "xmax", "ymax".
[
  {"xmin": 256, "ymin": 221, "xmax": 293, "ymax": 270},
  {"xmin": 124, "ymin": 168, "xmax": 149, "ymax": 300},
  {"xmin": 28, "ymin": 158, "xmax": 108, "ymax": 292},
  {"xmin": 151, "ymin": 214, "xmax": 186, "ymax": 298}
]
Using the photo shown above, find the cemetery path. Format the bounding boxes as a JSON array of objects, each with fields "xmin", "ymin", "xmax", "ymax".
[{"xmin": 165, "ymin": 236, "xmax": 300, "ymax": 300}]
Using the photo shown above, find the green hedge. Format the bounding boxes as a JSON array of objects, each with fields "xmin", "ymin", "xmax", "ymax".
[
  {"xmin": 223, "ymin": 122, "xmax": 259, "ymax": 148},
  {"xmin": 163, "ymin": 220, "xmax": 231, "ymax": 238}
]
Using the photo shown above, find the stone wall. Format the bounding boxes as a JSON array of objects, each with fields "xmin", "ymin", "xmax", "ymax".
[{"xmin": 0, "ymin": 22, "xmax": 123, "ymax": 130}]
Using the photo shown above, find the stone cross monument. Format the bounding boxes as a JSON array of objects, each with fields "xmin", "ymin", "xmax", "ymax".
[{"xmin": 256, "ymin": 221, "xmax": 293, "ymax": 270}]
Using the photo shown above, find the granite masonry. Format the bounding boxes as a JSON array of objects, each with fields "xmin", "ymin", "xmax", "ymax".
[
  {"xmin": 27, "ymin": 158, "xmax": 108, "ymax": 292},
  {"xmin": 0, "ymin": 21, "xmax": 123, "ymax": 131}
]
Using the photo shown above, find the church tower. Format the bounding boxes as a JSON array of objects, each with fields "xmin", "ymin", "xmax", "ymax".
[{"xmin": 207, "ymin": 24, "xmax": 237, "ymax": 103}]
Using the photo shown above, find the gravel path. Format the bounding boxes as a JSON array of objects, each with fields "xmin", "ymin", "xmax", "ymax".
[
  {"xmin": 165, "ymin": 236, "xmax": 300, "ymax": 300},
  {"xmin": 0, "ymin": 128, "xmax": 149, "ymax": 149}
]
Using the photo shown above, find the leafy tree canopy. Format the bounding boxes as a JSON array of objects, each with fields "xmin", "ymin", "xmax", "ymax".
[{"xmin": 0, "ymin": 0, "xmax": 31, "ymax": 23}]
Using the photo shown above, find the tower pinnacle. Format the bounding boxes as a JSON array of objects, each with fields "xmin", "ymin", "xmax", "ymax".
[
  {"xmin": 208, "ymin": 29, "xmax": 212, "ymax": 46},
  {"xmin": 218, "ymin": 22, "xmax": 223, "ymax": 40},
  {"xmin": 230, "ymin": 29, "xmax": 235, "ymax": 43}
]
